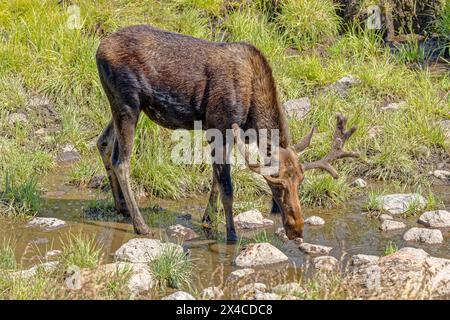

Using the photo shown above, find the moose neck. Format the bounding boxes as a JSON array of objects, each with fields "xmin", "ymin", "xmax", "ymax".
[{"xmin": 247, "ymin": 47, "xmax": 290, "ymax": 149}]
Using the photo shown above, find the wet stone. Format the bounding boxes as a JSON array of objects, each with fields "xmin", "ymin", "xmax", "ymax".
[
  {"xmin": 376, "ymin": 193, "xmax": 427, "ymax": 215},
  {"xmin": 167, "ymin": 224, "xmax": 199, "ymax": 241},
  {"xmin": 227, "ymin": 268, "xmax": 255, "ymax": 282},
  {"xmin": 379, "ymin": 219, "xmax": 406, "ymax": 231},
  {"xmin": 234, "ymin": 243, "xmax": 289, "ymax": 267},
  {"xmin": 237, "ymin": 282, "xmax": 267, "ymax": 296},
  {"xmin": 351, "ymin": 254, "xmax": 379, "ymax": 267},
  {"xmin": 418, "ymin": 210, "xmax": 450, "ymax": 228},
  {"xmin": 304, "ymin": 216, "xmax": 325, "ymax": 226},
  {"xmin": 234, "ymin": 209, "xmax": 274, "ymax": 229},
  {"xmin": 403, "ymin": 227, "xmax": 443, "ymax": 244},
  {"xmin": 379, "ymin": 214, "xmax": 393, "ymax": 222},
  {"xmin": 299, "ymin": 243, "xmax": 332, "ymax": 256},
  {"xmin": 27, "ymin": 217, "xmax": 67, "ymax": 231},
  {"xmin": 162, "ymin": 291, "xmax": 195, "ymax": 300}
]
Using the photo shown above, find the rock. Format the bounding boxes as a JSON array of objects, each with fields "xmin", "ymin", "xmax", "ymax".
[
  {"xmin": 376, "ymin": 193, "xmax": 426, "ymax": 215},
  {"xmin": 379, "ymin": 220, "xmax": 406, "ymax": 231},
  {"xmin": 283, "ymin": 97, "xmax": 311, "ymax": 120},
  {"xmin": 44, "ymin": 250, "xmax": 62, "ymax": 260},
  {"xmin": 234, "ymin": 210, "xmax": 274, "ymax": 229},
  {"xmin": 368, "ymin": 125, "xmax": 384, "ymax": 139},
  {"xmin": 312, "ymin": 256, "xmax": 339, "ymax": 272},
  {"xmin": 351, "ymin": 178, "xmax": 367, "ymax": 188},
  {"xmin": 349, "ymin": 247, "xmax": 450, "ymax": 298},
  {"xmin": 299, "ymin": 243, "xmax": 332, "ymax": 256},
  {"xmin": 282, "ymin": 295, "xmax": 300, "ymax": 300},
  {"xmin": 440, "ymin": 120, "xmax": 450, "ymax": 139},
  {"xmin": 418, "ymin": 210, "xmax": 450, "ymax": 228},
  {"xmin": 326, "ymin": 75, "xmax": 360, "ymax": 96},
  {"xmin": 65, "ymin": 265, "xmax": 82, "ymax": 290},
  {"xmin": 34, "ymin": 128, "xmax": 47, "ymax": 135},
  {"xmin": 351, "ymin": 254, "xmax": 379, "ymax": 267},
  {"xmin": 227, "ymin": 268, "xmax": 255, "ymax": 282},
  {"xmin": 381, "ymin": 101, "xmax": 406, "ymax": 111},
  {"xmin": 304, "ymin": 216, "xmax": 325, "ymax": 226},
  {"xmin": 57, "ymin": 144, "xmax": 81, "ymax": 163},
  {"xmin": 403, "ymin": 227, "xmax": 443, "ymax": 244},
  {"xmin": 379, "ymin": 214, "xmax": 393, "ymax": 222},
  {"xmin": 432, "ymin": 170, "xmax": 450, "ymax": 181},
  {"xmin": 162, "ymin": 291, "xmax": 195, "ymax": 300},
  {"xmin": 271, "ymin": 282, "xmax": 304, "ymax": 296},
  {"xmin": 126, "ymin": 263, "xmax": 155, "ymax": 296},
  {"xmin": 10, "ymin": 261, "xmax": 59, "ymax": 279},
  {"xmin": 166, "ymin": 224, "xmax": 199, "ymax": 241},
  {"xmin": 8, "ymin": 112, "xmax": 27, "ymax": 125},
  {"xmin": 237, "ymin": 282, "xmax": 267, "ymax": 296},
  {"xmin": 251, "ymin": 292, "xmax": 281, "ymax": 300},
  {"xmin": 27, "ymin": 217, "xmax": 67, "ymax": 231},
  {"xmin": 275, "ymin": 227, "xmax": 289, "ymax": 242},
  {"xmin": 201, "ymin": 286, "xmax": 224, "ymax": 300},
  {"xmin": 28, "ymin": 95, "xmax": 51, "ymax": 108},
  {"xmin": 114, "ymin": 238, "xmax": 184, "ymax": 263},
  {"xmin": 234, "ymin": 243, "xmax": 288, "ymax": 268},
  {"xmin": 88, "ymin": 174, "xmax": 107, "ymax": 189}
]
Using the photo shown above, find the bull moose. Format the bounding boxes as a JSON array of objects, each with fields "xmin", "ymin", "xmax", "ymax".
[{"xmin": 95, "ymin": 25, "xmax": 359, "ymax": 242}]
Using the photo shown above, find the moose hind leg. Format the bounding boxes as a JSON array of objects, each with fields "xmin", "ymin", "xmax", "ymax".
[
  {"xmin": 97, "ymin": 120, "xmax": 129, "ymax": 216},
  {"xmin": 111, "ymin": 103, "xmax": 150, "ymax": 235},
  {"xmin": 202, "ymin": 173, "xmax": 219, "ymax": 228}
]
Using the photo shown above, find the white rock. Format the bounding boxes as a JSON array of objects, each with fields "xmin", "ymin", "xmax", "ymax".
[
  {"xmin": 251, "ymin": 292, "xmax": 281, "ymax": 300},
  {"xmin": 114, "ymin": 238, "xmax": 184, "ymax": 263},
  {"xmin": 418, "ymin": 210, "xmax": 450, "ymax": 228},
  {"xmin": 227, "ymin": 268, "xmax": 255, "ymax": 282},
  {"xmin": 312, "ymin": 256, "xmax": 339, "ymax": 272},
  {"xmin": 351, "ymin": 254, "xmax": 379, "ymax": 267},
  {"xmin": 162, "ymin": 291, "xmax": 195, "ymax": 300},
  {"xmin": 27, "ymin": 217, "xmax": 67, "ymax": 231},
  {"xmin": 126, "ymin": 264, "xmax": 155, "ymax": 296},
  {"xmin": 326, "ymin": 75, "xmax": 360, "ymax": 96},
  {"xmin": 376, "ymin": 193, "xmax": 426, "ymax": 215},
  {"xmin": 403, "ymin": 227, "xmax": 443, "ymax": 244},
  {"xmin": 432, "ymin": 170, "xmax": 450, "ymax": 180},
  {"xmin": 166, "ymin": 224, "xmax": 198, "ymax": 241},
  {"xmin": 272, "ymin": 282, "xmax": 304, "ymax": 296},
  {"xmin": 201, "ymin": 286, "xmax": 224, "ymax": 300},
  {"xmin": 234, "ymin": 243, "xmax": 288, "ymax": 267},
  {"xmin": 237, "ymin": 283, "xmax": 267, "ymax": 296},
  {"xmin": 8, "ymin": 112, "xmax": 27, "ymax": 125},
  {"xmin": 381, "ymin": 101, "xmax": 406, "ymax": 111},
  {"xmin": 299, "ymin": 243, "xmax": 332, "ymax": 256},
  {"xmin": 351, "ymin": 178, "xmax": 367, "ymax": 188},
  {"xmin": 304, "ymin": 216, "xmax": 325, "ymax": 226},
  {"xmin": 234, "ymin": 210, "xmax": 274, "ymax": 229},
  {"xmin": 10, "ymin": 261, "xmax": 59, "ymax": 279},
  {"xmin": 379, "ymin": 214, "xmax": 393, "ymax": 222},
  {"xmin": 275, "ymin": 227, "xmax": 289, "ymax": 242},
  {"xmin": 283, "ymin": 97, "xmax": 311, "ymax": 120},
  {"xmin": 379, "ymin": 220, "xmax": 406, "ymax": 231},
  {"xmin": 65, "ymin": 265, "xmax": 82, "ymax": 290}
]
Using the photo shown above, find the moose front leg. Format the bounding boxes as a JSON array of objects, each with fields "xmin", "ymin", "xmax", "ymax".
[
  {"xmin": 213, "ymin": 162, "xmax": 237, "ymax": 242},
  {"xmin": 202, "ymin": 173, "xmax": 219, "ymax": 228}
]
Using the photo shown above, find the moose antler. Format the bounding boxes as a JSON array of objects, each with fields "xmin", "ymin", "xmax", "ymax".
[{"xmin": 301, "ymin": 113, "xmax": 359, "ymax": 179}]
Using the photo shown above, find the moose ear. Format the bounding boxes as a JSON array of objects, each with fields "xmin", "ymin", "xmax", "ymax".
[{"xmin": 292, "ymin": 127, "xmax": 315, "ymax": 153}]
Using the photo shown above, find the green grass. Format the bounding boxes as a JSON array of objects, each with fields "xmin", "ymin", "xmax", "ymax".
[
  {"xmin": 300, "ymin": 174, "xmax": 352, "ymax": 208},
  {"xmin": 0, "ymin": 238, "xmax": 17, "ymax": 271},
  {"xmin": 384, "ymin": 241, "xmax": 398, "ymax": 256},
  {"xmin": 60, "ymin": 233, "xmax": 103, "ymax": 268},
  {"xmin": 149, "ymin": 245, "xmax": 193, "ymax": 289},
  {"xmin": 0, "ymin": 174, "xmax": 41, "ymax": 218}
]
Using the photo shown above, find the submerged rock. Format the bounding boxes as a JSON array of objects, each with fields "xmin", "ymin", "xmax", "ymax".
[
  {"xmin": 201, "ymin": 286, "xmax": 224, "ymax": 300},
  {"xmin": 27, "ymin": 217, "xmax": 67, "ymax": 231},
  {"xmin": 283, "ymin": 97, "xmax": 311, "ymax": 120},
  {"xmin": 312, "ymin": 256, "xmax": 339, "ymax": 272},
  {"xmin": 234, "ymin": 243, "xmax": 288, "ymax": 267},
  {"xmin": 304, "ymin": 216, "xmax": 325, "ymax": 226},
  {"xmin": 227, "ymin": 268, "xmax": 255, "ymax": 282},
  {"xmin": 376, "ymin": 193, "xmax": 426, "ymax": 215},
  {"xmin": 378, "ymin": 214, "xmax": 393, "ymax": 222},
  {"xmin": 403, "ymin": 228, "xmax": 443, "ymax": 244},
  {"xmin": 162, "ymin": 291, "xmax": 195, "ymax": 300},
  {"xmin": 234, "ymin": 210, "xmax": 274, "ymax": 229},
  {"xmin": 166, "ymin": 224, "xmax": 199, "ymax": 241},
  {"xmin": 418, "ymin": 210, "xmax": 450, "ymax": 228},
  {"xmin": 379, "ymin": 219, "xmax": 406, "ymax": 231},
  {"xmin": 114, "ymin": 238, "xmax": 184, "ymax": 263},
  {"xmin": 299, "ymin": 243, "xmax": 332, "ymax": 256}
]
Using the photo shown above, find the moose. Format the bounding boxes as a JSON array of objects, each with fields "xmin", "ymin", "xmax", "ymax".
[{"xmin": 95, "ymin": 25, "xmax": 359, "ymax": 242}]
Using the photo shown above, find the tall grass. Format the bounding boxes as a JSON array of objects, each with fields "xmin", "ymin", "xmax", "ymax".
[{"xmin": 60, "ymin": 233, "xmax": 103, "ymax": 268}]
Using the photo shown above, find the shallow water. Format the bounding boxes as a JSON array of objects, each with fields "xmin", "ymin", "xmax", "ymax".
[{"xmin": 2, "ymin": 166, "xmax": 450, "ymax": 294}]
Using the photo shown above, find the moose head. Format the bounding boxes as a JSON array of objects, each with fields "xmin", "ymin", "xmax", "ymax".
[{"xmin": 233, "ymin": 113, "xmax": 359, "ymax": 240}]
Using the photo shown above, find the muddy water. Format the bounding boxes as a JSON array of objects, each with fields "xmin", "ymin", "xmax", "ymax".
[{"xmin": 2, "ymin": 166, "xmax": 450, "ymax": 292}]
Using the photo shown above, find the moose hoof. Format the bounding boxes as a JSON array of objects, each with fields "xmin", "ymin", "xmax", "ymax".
[{"xmin": 226, "ymin": 232, "xmax": 238, "ymax": 243}]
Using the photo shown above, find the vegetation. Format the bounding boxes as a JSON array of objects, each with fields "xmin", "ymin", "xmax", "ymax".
[{"xmin": 60, "ymin": 233, "xmax": 103, "ymax": 268}]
